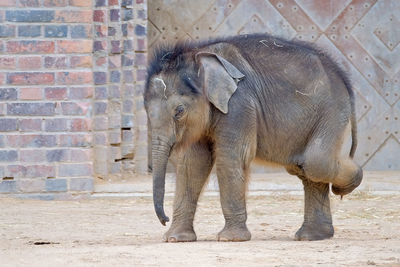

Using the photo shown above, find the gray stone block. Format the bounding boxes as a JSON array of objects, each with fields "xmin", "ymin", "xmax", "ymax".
[
  {"xmin": 0, "ymin": 119, "xmax": 18, "ymax": 132},
  {"xmin": 0, "ymin": 150, "xmax": 18, "ymax": 162},
  {"xmin": 0, "ymin": 180, "xmax": 17, "ymax": 193},
  {"xmin": 0, "ymin": 88, "xmax": 17, "ymax": 100},
  {"xmin": 46, "ymin": 149, "xmax": 69, "ymax": 162},
  {"xmin": 6, "ymin": 10, "xmax": 54, "ymax": 22},
  {"xmin": 46, "ymin": 179, "xmax": 67, "ymax": 192},
  {"xmin": 69, "ymin": 178, "xmax": 93, "ymax": 191},
  {"xmin": 45, "ymin": 25, "xmax": 67, "ymax": 38},
  {"xmin": 18, "ymin": 25, "xmax": 41, "ymax": 37},
  {"xmin": 17, "ymin": 179, "xmax": 45, "ymax": 193},
  {"xmin": 7, "ymin": 103, "xmax": 55, "ymax": 116}
]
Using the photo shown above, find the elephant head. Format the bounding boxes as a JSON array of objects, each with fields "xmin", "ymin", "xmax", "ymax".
[{"xmin": 144, "ymin": 43, "xmax": 245, "ymax": 225}]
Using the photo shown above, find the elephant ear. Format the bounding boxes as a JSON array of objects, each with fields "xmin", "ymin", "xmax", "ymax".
[{"xmin": 196, "ymin": 52, "xmax": 245, "ymax": 114}]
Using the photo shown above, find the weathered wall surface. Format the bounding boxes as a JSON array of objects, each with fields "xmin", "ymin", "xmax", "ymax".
[
  {"xmin": 0, "ymin": 0, "xmax": 148, "ymax": 197},
  {"xmin": 148, "ymin": 0, "xmax": 400, "ymax": 171}
]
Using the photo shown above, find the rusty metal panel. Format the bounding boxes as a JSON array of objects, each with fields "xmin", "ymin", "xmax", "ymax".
[{"xmin": 148, "ymin": 0, "xmax": 400, "ymax": 171}]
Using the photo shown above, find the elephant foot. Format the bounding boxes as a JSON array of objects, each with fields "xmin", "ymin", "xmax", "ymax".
[
  {"xmin": 295, "ymin": 223, "xmax": 334, "ymax": 241},
  {"xmin": 217, "ymin": 224, "xmax": 251, "ymax": 242},
  {"xmin": 163, "ymin": 226, "xmax": 197, "ymax": 242}
]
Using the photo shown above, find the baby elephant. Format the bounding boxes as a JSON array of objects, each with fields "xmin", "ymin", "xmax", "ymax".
[{"xmin": 144, "ymin": 33, "xmax": 362, "ymax": 242}]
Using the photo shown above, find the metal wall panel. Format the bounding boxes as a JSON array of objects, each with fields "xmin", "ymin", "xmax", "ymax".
[{"xmin": 148, "ymin": 0, "xmax": 400, "ymax": 170}]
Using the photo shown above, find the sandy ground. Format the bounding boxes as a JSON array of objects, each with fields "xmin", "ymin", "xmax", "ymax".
[{"xmin": 1, "ymin": 190, "xmax": 400, "ymax": 267}]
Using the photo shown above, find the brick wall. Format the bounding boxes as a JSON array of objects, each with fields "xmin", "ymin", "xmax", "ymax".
[
  {"xmin": 92, "ymin": 0, "xmax": 148, "ymax": 180},
  {"xmin": 0, "ymin": 0, "xmax": 148, "ymax": 197}
]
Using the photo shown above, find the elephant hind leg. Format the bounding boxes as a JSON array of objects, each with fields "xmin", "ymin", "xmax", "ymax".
[
  {"xmin": 300, "ymin": 129, "xmax": 362, "ymax": 196},
  {"xmin": 295, "ymin": 176, "xmax": 334, "ymax": 241},
  {"xmin": 302, "ymin": 153, "xmax": 362, "ymax": 196}
]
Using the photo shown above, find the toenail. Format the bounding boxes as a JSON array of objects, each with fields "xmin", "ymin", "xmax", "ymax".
[{"xmin": 168, "ymin": 237, "xmax": 177, "ymax": 242}]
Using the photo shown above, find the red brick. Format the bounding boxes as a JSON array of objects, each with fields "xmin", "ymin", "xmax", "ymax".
[
  {"xmin": 46, "ymin": 149, "xmax": 69, "ymax": 162},
  {"xmin": 0, "ymin": 0, "xmax": 15, "ymax": 6},
  {"xmin": 93, "ymin": 132, "xmax": 107, "ymax": 145},
  {"xmin": 7, "ymin": 41, "xmax": 54, "ymax": 54},
  {"xmin": 57, "ymin": 40, "xmax": 92, "ymax": 53},
  {"xmin": 6, "ymin": 134, "xmax": 56, "ymax": 148},
  {"xmin": 95, "ymin": 57, "xmax": 106, "ymax": 67},
  {"xmin": 45, "ymin": 87, "xmax": 67, "ymax": 100},
  {"xmin": 0, "ymin": 118, "xmax": 17, "ymax": 132},
  {"xmin": 43, "ymin": 0, "xmax": 68, "ymax": 6},
  {"xmin": 93, "ymin": 10, "xmax": 106, "ymax": 23},
  {"xmin": 19, "ymin": 0, "xmax": 40, "ymax": 7},
  {"xmin": 137, "ymin": 38, "xmax": 146, "ymax": 51},
  {"xmin": 109, "ymin": 0, "xmax": 118, "ymax": 5},
  {"xmin": 69, "ymin": 177, "xmax": 93, "ymax": 191},
  {"xmin": 19, "ymin": 119, "xmax": 42, "ymax": 132},
  {"xmin": 70, "ymin": 118, "xmax": 91, "ymax": 132},
  {"xmin": 0, "ymin": 103, "xmax": 5, "ymax": 115},
  {"xmin": 7, "ymin": 73, "xmax": 54, "ymax": 85},
  {"xmin": 93, "ymin": 40, "xmax": 107, "ymax": 52},
  {"xmin": 19, "ymin": 135, "xmax": 57, "ymax": 148},
  {"xmin": 20, "ymin": 87, "xmax": 43, "ymax": 100},
  {"xmin": 55, "ymin": 10, "xmax": 92, "ymax": 23},
  {"xmin": 109, "ymin": 55, "xmax": 121, "ymax": 68},
  {"xmin": 69, "ymin": 87, "xmax": 93, "ymax": 99},
  {"xmin": 61, "ymin": 101, "xmax": 90, "ymax": 115},
  {"xmin": 59, "ymin": 163, "xmax": 92, "ymax": 177},
  {"xmin": 20, "ymin": 150, "xmax": 46, "ymax": 162},
  {"xmin": 45, "ymin": 118, "xmax": 68, "ymax": 132},
  {"xmin": 93, "ymin": 116, "xmax": 107, "ymax": 131},
  {"xmin": 94, "ymin": 25, "xmax": 107, "ymax": 37},
  {"xmin": 17, "ymin": 179, "xmax": 45, "ymax": 193},
  {"xmin": 70, "ymin": 149, "xmax": 91, "ymax": 162},
  {"xmin": 57, "ymin": 72, "xmax": 92, "ymax": 85},
  {"xmin": 6, "ymin": 135, "xmax": 19, "ymax": 147},
  {"xmin": 0, "ymin": 57, "xmax": 16, "ymax": 69},
  {"xmin": 44, "ymin": 56, "xmax": 67, "ymax": 69},
  {"xmin": 135, "ymin": 53, "xmax": 147, "ymax": 66},
  {"xmin": 18, "ymin": 57, "xmax": 42, "ymax": 70},
  {"xmin": 136, "ymin": 69, "xmax": 146, "ymax": 82},
  {"xmin": 109, "ymin": 9, "xmax": 120, "ymax": 22},
  {"xmin": 59, "ymin": 134, "xmax": 91, "ymax": 147},
  {"xmin": 70, "ymin": 56, "xmax": 92, "ymax": 68},
  {"xmin": 8, "ymin": 102, "xmax": 55, "ymax": 116},
  {"xmin": 69, "ymin": 0, "xmax": 92, "ymax": 7},
  {"xmin": 8, "ymin": 165, "xmax": 55, "ymax": 178}
]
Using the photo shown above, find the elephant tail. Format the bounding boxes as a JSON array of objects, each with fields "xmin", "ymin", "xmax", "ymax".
[
  {"xmin": 346, "ymin": 78, "xmax": 357, "ymax": 159},
  {"xmin": 338, "ymin": 64, "xmax": 357, "ymax": 159},
  {"xmin": 349, "ymin": 109, "xmax": 357, "ymax": 159}
]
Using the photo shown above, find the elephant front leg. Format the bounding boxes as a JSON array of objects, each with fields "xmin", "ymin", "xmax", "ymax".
[
  {"xmin": 295, "ymin": 177, "xmax": 334, "ymax": 241},
  {"xmin": 164, "ymin": 141, "xmax": 214, "ymax": 242},
  {"xmin": 216, "ymin": 164, "xmax": 251, "ymax": 242}
]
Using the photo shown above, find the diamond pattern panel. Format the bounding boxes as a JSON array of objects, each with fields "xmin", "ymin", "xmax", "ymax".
[{"xmin": 148, "ymin": 0, "xmax": 400, "ymax": 170}]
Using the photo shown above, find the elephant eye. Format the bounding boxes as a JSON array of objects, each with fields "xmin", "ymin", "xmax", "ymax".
[{"xmin": 174, "ymin": 105, "xmax": 185, "ymax": 120}]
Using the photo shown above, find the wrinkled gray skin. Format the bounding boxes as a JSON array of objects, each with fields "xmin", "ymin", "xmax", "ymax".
[{"xmin": 144, "ymin": 34, "xmax": 362, "ymax": 242}]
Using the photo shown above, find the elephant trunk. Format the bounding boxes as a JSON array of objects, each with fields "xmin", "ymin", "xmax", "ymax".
[{"xmin": 151, "ymin": 135, "xmax": 172, "ymax": 226}]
